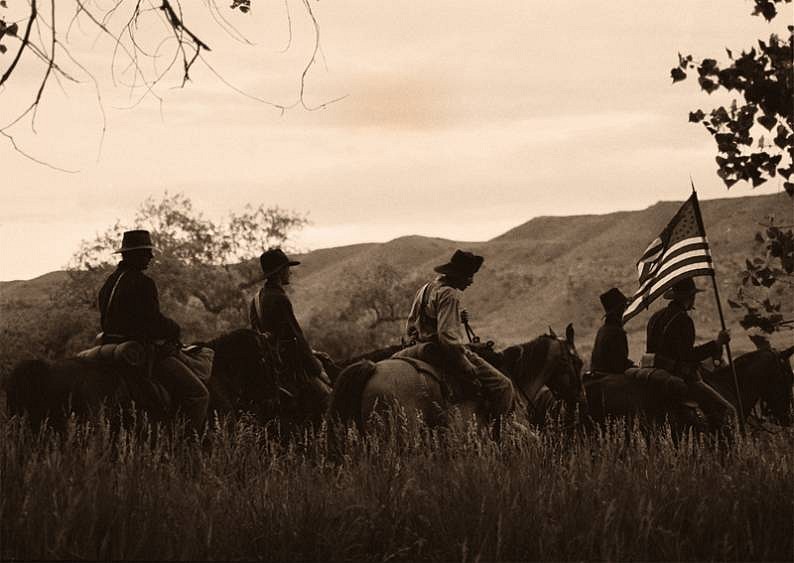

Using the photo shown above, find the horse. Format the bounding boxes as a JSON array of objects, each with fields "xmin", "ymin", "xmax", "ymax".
[
  {"xmin": 703, "ymin": 346, "xmax": 793, "ymax": 426},
  {"xmin": 315, "ymin": 343, "xmax": 405, "ymax": 386},
  {"xmin": 3, "ymin": 329, "xmax": 327, "ymax": 431},
  {"xmin": 326, "ymin": 324, "xmax": 586, "ymax": 435},
  {"xmin": 584, "ymin": 346, "xmax": 794, "ymax": 435}
]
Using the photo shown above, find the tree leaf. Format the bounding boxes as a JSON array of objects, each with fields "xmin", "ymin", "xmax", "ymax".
[
  {"xmin": 700, "ymin": 58, "xmax": 719, "ymax": 74},
  {"xmin": 698, "ymin": 77, "xmax": 719, "ymax": 94},
  {"xmin": 757, "ymin": 113, "xmax": 777, "ymax": 130}
]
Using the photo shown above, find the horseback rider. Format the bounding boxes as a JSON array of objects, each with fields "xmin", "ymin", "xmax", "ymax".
[
  {"xmin": 590, "ymin": 287, "xmax": 635, "ymax": 374},
  {"xmin": 249, "ymin": 248, "xmax": 331, "ymax": 411},
  {"xmin": 97, "ymin": 230, "xmax": 209, "ymax": 430},
  {"xmin": 645, "ymin": 277, "xmax": 736, "ymax": 429},
  {"xmin": 401, "ymin": 249, "xmax": 514, "ymax": 419}
]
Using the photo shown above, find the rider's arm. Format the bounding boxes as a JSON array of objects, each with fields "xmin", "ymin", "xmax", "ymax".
[
  {"xmin": 671, "ymin": 315, "xmax": 719, "ymax": 363},
  {"xmin": 619, "ymin": 329, "xmax": 635, "ymax": 370},
  {"xmin": 404, "ymin": 289, "xmax": 422, "ymax": 340},
  {"xmin": 435, "ymin": 287, "xmax": 466, "ymax": 353},
  {"xmin": 138, "ymin": 274, "xmax": 181, "ymax": 341},
  {"xmin": 249, "ymin": 298, "xmax": 259, "ymax": 331},
  {"xmin": 274, "ymin": 294, "xmax": 323, "ymax": 378}
]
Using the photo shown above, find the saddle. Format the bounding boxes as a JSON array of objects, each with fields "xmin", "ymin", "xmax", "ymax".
[
  {"xmin": 72, "ymin": 349, "xmax": 172, "ymax": 418},
  {"xmin": 390, "ymin": 342, "xmax": 481, "ymax": 405},
  {"xmin": 76, "ymin": 341, "xmax": 147, "ymax": 367},
  {"xmin": 587, "ymin": 366, "xmax": 688, "ymax": 403}
]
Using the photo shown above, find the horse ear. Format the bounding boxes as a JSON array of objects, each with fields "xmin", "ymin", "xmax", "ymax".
[
  {"xmin": 565, "ymin": 323, "xmax": 575, "ymax": 345},
  {"xmin": 548, "ymin": 326, "xmax": 557, "ymax": 338}
]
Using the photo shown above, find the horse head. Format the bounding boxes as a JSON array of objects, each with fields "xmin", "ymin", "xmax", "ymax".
[
  {"xmin": 205, "ymin": 329, "xmax": 279, "ymax": 417},
  {"xmin": 556, "ymin": 324, "xmax": 587, "ymax": 408},
  {"xmin": 764, "ymin": 345, "xmax": 794, "ymax": 426},
  {"xmin": 505, "ymin": 324, "xmax": 587, "ymax": 418}
]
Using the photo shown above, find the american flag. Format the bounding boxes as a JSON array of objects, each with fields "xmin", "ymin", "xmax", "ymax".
[{"xmin": 622, "ymin": 192, "xmax": 714, "ymax": 322}]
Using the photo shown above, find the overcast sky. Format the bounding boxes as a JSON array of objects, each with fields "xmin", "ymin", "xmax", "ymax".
[{"xmin": 0, "ymin": 1, "xmax": 790, "ymax": 281}]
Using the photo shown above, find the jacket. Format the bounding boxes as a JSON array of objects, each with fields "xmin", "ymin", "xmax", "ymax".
[
  {"xmin": 98, "ymin": 261, "xmax": 181, "ymax": 343},
  {"xmin": 405, "ymin": 277, "xmax": 467, "ymax": 355},
  {"xmin": 590, "ymin": 316, "xmax": 634, "ymax": 374},
  {"xmin": 646, "ymin": 301, "xmax": 719, "ymax": 368},
  {"xmin": 249, "ymin": 281, "xmax": 321, "ymax": 378}
]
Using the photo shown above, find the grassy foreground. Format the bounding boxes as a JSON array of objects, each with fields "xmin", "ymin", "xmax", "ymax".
[{"xmin": 1, "ymin": 414, "xmax": 792, "ymax": 562}]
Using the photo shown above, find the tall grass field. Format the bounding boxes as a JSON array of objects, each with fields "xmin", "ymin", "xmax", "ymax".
[{"xmin": 1, "ymin": 412, "xmax": 792, "ymax": 562}]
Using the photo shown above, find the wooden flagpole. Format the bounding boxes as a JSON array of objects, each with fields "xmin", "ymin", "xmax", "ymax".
[{"xmin": 690, "ymin": 178, "xmax": 745, "ymax": 430}]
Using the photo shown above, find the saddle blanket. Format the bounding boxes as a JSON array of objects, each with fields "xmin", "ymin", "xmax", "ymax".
[
  {"xmin": 76, "ymin": 341, "xmax": 146, "ymax": 367},
  {"xmin": 390, "ymin": 343, "xmax": 480, "ymax": 403},
  {"xmin": 174, "ymin": 345, "xmax": 215, "ymax": 382},
  {"xmin": 589, "ymin": 367, "xmax": 687, "ymax": 398}
]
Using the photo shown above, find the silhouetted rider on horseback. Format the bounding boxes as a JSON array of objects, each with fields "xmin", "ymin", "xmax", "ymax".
[
  {"xmin": 645, "ymin": 278, "xmax": 736, "ymax": 429},
  {"xmin": 400, "ymin": 250, "xmax": 513, "ymax": 420},
  {"xmin": 590, "ymin": 287, "xmax": 635, "ymax": 375},
  {"xmin": 98, "ymin": 230, "xmax": 209, "ymax": 430},
  {"xmin": 249, "ymin": 248, "xmax": 331, "ymax": 413}
]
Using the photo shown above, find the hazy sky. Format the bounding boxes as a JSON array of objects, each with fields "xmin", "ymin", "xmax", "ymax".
[{"xmin": 0, "ymin": 1, "xmax": 790, "ymax": 281}]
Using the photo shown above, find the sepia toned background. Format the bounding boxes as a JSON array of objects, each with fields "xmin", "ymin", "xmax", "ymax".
[{"xmin": 0, "ymin": 1, "xmax": 789, "ymax": 281}]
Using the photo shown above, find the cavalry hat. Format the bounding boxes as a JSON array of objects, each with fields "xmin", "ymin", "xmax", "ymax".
[
  {"xmin": 663, "ymin": 277, "xmax": 705, "ymax": 299},
  {"xmin": 599, "ymin": 287, "xmax": 628, "ymax": 315},
  {"xmin": 114, "ymin": 230, "xmax": 156, "ymax": 253},
  {"xmin": 434, "ymin": 250, "xmax": 484, "ymax": 277},
  {"xmin": 259, "ymin": 248, "xmax": 300, "ymax": 277}
]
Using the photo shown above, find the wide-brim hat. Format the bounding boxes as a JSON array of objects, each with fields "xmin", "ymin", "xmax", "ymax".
[
  {"xmin": 114, "ymin": 229, "xmax": 156, "ymax": 253},
  {"xmin": 600, "ymin": 287, "xmax": 628, "ymax": 315},
  {"xmin": 663, "ymin": 277, "xmax": 705, "ymax": 299},
  {"xmin": 260, "ymin": 248, "xmax": 300, "ymax": 278},
  {"xmin": 434, "ymin": 249, "xmax": 484, "ymax": 277}
]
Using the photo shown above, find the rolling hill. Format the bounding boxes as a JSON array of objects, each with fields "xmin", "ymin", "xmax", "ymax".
[{"xmin": 2, "ymin": 192, "xmax": 792, "ymax": 363}]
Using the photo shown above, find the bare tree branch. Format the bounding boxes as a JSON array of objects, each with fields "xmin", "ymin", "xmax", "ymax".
[
  {"xmin": 0, "ymin": 0, "xmax": 37, "ymax": 87},
  {"xmin": 0, "ymin": 0, "xmax": 345, "ymax": 166}
]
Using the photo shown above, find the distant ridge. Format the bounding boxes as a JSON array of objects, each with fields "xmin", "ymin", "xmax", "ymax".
[{"xmin": 2, "ymin": 192, "xmax": 791, "ymax": 359}]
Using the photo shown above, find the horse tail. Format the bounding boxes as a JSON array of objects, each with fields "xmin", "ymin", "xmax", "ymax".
[
  {"xmin": 326, "ymin": 360, "xmax": 377, "ymax": 429},
  {"xmin": 4, "ymin": 359, "xmax": 52, "ymax": 422}
]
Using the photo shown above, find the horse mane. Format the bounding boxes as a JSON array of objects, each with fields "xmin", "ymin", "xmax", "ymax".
[
  {"xmin": 201, "ymin": 328, "xmax": 259, "ymax": 356},
  {"xmin": 501, "ymin": 334, "xmax": 555, "ymax": 384},
  {"xmin": 345, "ymin": 344, "xmax": 405, "ymax": 366},
  {"xmin": 709, "ymin": 348, "xmax": 777, "ymax": 383}
]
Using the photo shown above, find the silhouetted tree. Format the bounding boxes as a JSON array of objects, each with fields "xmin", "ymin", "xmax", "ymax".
[
  {"xmin": 672, "ymin": 0, "xmax": 793, "ymax": 340},
  {"xmin": 60, "ymin": 191, "xmax": 308, "ymax": 339}
]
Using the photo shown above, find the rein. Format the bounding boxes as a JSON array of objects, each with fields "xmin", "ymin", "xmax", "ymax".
[
  {"xmin": 510, "ymin": 338, "xmax": 562, "ymax": 408},
  {"xmin": 509, "ymin": 344, "xmax": 539, "ymax": 408}
]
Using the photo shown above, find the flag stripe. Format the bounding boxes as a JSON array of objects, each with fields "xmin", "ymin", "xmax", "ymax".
[
  {"xmin": 637, "ymin": 237, "xmax": 709, "ymax": 284},
  {"xmin": 623, "ymin": 268, "xmax": 714, "ymax": 322},
  {"xmin": 645, "ymin": 258, "xmax": 713, "ymax": 296},
  {"xmin": 622, "ymin": 193, "xmax": 714, "ymax": 323},
  {"xmin": 635, "ymin": 247, "xmax": 713, "ymax": 293},
  {"xmin": 662, "ymin": 237, "xmax": 709, "ymax": 259},
  {"xmin": 650, "ymin": 254, "xmax": 713, "ymax": 288},
  {"xmin": 625, "ymin": 261, "xmax": 714, "ymax": 319},
  {"xmin": 629, "ymin": 259, "xmax": 714, "ymax": 308},
  {"xmin": 637, "ymin": 237, "xmax": 663, "ymax": 263}
]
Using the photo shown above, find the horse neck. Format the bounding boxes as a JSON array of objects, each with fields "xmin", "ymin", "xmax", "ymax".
[
  {"xmin": 707, "ymin": 350, "xmax": 773, "ymax": 414},
  {"xmin": 505, "ymin": 337, "xmax": 557, "ymax": 406},
  {"xmin": 210, "ymin": 329, "xmax": 260, "ymax": 391}
]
